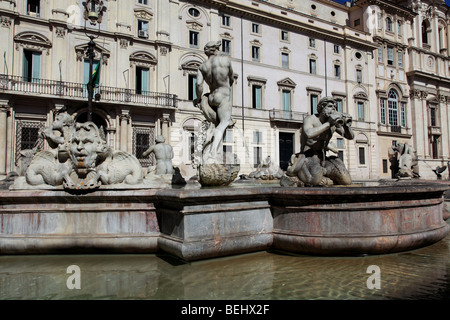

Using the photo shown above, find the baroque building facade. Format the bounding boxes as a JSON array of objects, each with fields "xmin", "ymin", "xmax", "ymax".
[{"xmin": 0, "ymin": 0, "xmax": 448, "ymax": 180}]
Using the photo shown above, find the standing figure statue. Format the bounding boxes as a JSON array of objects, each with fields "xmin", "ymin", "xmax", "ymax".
[
  {"xmin": 143, "ymin": 135, "xmax": 174, "ymax": 175},
  {"xmin": 283, "ymin": 97, "xmax": 354, "ymax": 186},
  {"xmin": 193, "ymin": 40, "xmax": 235, "ymax": 164}
]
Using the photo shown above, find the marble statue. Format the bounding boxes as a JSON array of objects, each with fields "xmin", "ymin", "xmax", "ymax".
[
  {"xmin": 143, "ymin": 135, "xmax": 174, "ymax": 175},
  {"xmin": 192, "ymin": 40, "xmax": 240, "ymax": 186},
  {"xmin": 282, "ymin": 97, "xmax": 354, "ymax": 187},
  {"xmin": 248, "ymin": 156, "xmax": 284, "ymax": 180},
  {"xmin": 14, "ymin": 110, "xmax": 147, "ymax": 191},
  {"xmin": 142, "ymin": 135, "xmax": 186, "ymax": 185},
  {"xmin": 389, "ymin": 142, "xmax": 419, "ymax": 179},
  {"xmin": 194, "ymin": 40, "xmax": 236, "ymax": 164}
]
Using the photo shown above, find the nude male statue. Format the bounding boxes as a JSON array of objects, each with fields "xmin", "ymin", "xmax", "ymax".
[
  {"xmin": 287, "ymin": 97, "xmax": 354, "ymax": 186},
  {"xmin": 143, "ymin": 135, "xmax": 174, "ymax": 175},
  {"xmin": 193, "ymin": 40, "xmax": 235, "ymax": 163}
]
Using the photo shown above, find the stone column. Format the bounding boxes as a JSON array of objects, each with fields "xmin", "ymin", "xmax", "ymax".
[
  {"xmin": 0, "ymin": 101, "xmax": 9, "ymax": 176},
  {"xmin": 120, "ymin": 111, "xmax": 130, "ymax": 151},
  {"xmin": 161, "ymin": 113, "xmax": 171, "ymax": 143}
]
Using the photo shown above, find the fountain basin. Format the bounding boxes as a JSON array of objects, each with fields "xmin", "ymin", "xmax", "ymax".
[{"xmin": 0, "ymin": 181, "xmax": 448, "ymax": 260}]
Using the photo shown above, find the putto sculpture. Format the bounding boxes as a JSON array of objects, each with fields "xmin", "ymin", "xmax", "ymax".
[
  {"xmin": 193, "ymin": 40, "xmax": 240, "ymax": 186},
  {"xmin": 282, "ymin": 97, "xmax": 354, "ymax": 187}
]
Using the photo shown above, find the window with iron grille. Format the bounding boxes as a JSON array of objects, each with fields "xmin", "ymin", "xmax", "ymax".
[
  {"xmin": 133, "ymin": 127, "xmax": 155, "ymax": 167},
  {"xmin": 15, "ymin": 120, "xmax": 45, "ymax": 164}
]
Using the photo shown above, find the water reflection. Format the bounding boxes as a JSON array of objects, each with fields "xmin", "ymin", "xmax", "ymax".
[{"xmin": 1, "ymin": 222, "xmax": 449, "ymax": 300}]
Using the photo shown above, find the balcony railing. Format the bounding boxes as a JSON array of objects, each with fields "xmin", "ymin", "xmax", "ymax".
[
  {"xmin": 0, "ymin": 74, "xmax": 178, "ymax": 108},
  {"xmin": 269, "ymin": 109, "xmax": 307, "ymax": 122}
]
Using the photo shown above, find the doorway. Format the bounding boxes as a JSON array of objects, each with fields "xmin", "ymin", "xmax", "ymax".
[{"xmin": 279, "ymin": 132, "xmax": 294, "ymax": 171}]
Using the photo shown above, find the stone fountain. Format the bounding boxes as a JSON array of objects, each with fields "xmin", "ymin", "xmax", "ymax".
[{"xmin": 0, "ymin": 51, "xmax": 448, "ymax": 261}]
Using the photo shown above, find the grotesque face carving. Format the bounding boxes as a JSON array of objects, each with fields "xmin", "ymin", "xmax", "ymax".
[{"xmin": 69, "ymin": 122, "xmax": 108, "ymax": 171}]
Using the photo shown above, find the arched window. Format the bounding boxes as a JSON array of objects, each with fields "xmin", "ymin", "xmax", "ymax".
[
  {"xmin": 388, "ymin": 89, "xmax": 398, "ymax": 126},
  {"xmin": 386, "ymin": 17, "xmax": 392, "ymax": 32}
]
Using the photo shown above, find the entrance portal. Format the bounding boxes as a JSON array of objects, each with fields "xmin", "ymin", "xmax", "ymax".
[{"xmin": 279, "ymin": 132, "xmax": 294, "ymax": 171}]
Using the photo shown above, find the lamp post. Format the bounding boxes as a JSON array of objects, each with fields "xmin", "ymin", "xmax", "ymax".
[{"xmin": 82, "ymin": 1, "xmax": 106, "ymax": 122}]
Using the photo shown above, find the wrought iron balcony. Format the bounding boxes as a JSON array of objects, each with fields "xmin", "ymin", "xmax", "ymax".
[
  {"xmin": 0, "ymin": 74, "xmax": 178, "ymax": 108},
  {"xmin": 269, "ymin": 108, "xmax": 306, "ymax": 123}
]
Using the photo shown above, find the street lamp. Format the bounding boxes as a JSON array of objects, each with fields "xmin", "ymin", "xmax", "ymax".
[{"xmin": 82, "ymin": 1, "xmax": 106, "ymax": 122}]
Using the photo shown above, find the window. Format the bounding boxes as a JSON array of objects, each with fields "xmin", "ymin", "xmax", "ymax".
[
  {"xmin": 138, "ymin": 0, "xmax": 148, "ymax": 4},
  {"xmin": 281, "ymin": 30, "xmax": 289, "ymax": 41},
  {"xmin": 253, "ymin": 147, "xmax": 262, "ymax": 168},
  {"xmin": 401, "ymin": 102, "xmax": 406, "ymax": 127},
  {"xmin": 398, "ymin": 51, "xmax": 403, "ymax": 68},
  {"xmin": 23, "ymin": 50, "xmax": 41, "ymax": 82},
  {"xmin": 188, "ymin": 8, "xmax": 200, "ymax": 18},
  {"xmin": 356, "ymin": 69, "xmax": 362, "ymax": 83},
  {"xmin": 397, "ymin": 21, "xmax": 402, "ymax": 35},
  {"xmin": 138, "ymin": 20, "xmax": 149, "ymax": 38},
  {"xmin": 359, "ymin": 147, "xmax": 366, "ymax": 165},
  {"xmin": 188, "ymin": 74, "xmax": 197, "ymax": 101},
  {"xmin": 310, "ymin": 94, "xmax": 318, "ymax": 114},
  {"xmin": 334, "ymin": 64, "xmax": 341, "ymax": 79},
  {"xmin": 357, "ymin": 101, "xmax": 365, "ymax": 121},
  {"xmin": 334, "ymin": 44, "xmax": 340, "ymax": 54},
  {"xmin": 252, "ymin": 46, "xmax": 260, "ymax": 61},
  {"xmin": 422, "ymin": 21, "xmax": 429, "ymax": 44},
  {"xmin": 188, "ymin": 132, "xmax": 195, "ymax": 162},
  {"xmin": 223, "ymin": 145, "xmax": 233, "ymax": 164},
  {"xmin": 133, "ymin": 127, "xmax": 155, "ymax": 167},
  {"xmin": 309, "ymin": 38, "xmax": 316, "ymax": 48},
  {"xmin": 21, "ymin": 126, "xmax": 39, "ymax": 150},
  {"xmin": 378, "ymin": 46, "xmax": 383, "ymax": 63},
  {"xmin": 223, "ymin": 129, "xmax": 233, "ymax": 143},
  {"xmin": 383, "ymin": 159, "xmax": 388, "ymax": 173},
  {"xmin": 431, "ymin": 135, "xmax": 439, "ymax": 159},
  {"xmin": 354, "ymin": 19, "xmax": 360, "ymax": 27},
  {"xmin": 336, "ymin": 138, "xmax": 344, "ymax": 148},
  {"xmin": 430, "ymin": 107, "xmax": 437, "ymax": 127},
  {"xmin": 282, "ymin": 90, "xmax": 291, "ymax": 113},
  {"xmin": 83, "ymin": 59, "xmax": 99, "ymax": 97},
  {"xmin": 388, "ymin": 89, "xmax": 398, "ymax": 126},
  {"xmin": 135, "ymin": 132, "xmax": 150, "ymax": 161},
  {"xmin": 252, "ymin": 23, "xmax": 260, "ymax": 34},
  {"xmin": 335, "ymin": 99, "xmax": 343, "ymax": 113},
  {"xmin": 252, "ymin": 85, "xmax": 262, "ymax": 109},
  {"xmin": 380, "ymin": 98, "xmax": 387, "ymax": 125},
  {"xmin": 189, "ymin": 31, "xmax": 199, "ymax": 48},
  {"xmin": 281, "ymin": 53, "xmax": 289, "ymax": 68},
  {"xmin": 386, "ymin": 17, "xmax": 392, "ymax": 32},
  {"xmin": 222, "ymin": 39, "xmax": 231, "ymax": 55},
  {"xmin": 387, "ymin": 47, "xmax": 394, "ymax": 65},
  {"xmin": 27, "ymin": 0, "xmax": 40, "ymax": 16},
  {"xmin": 253, "ymin": 130, "xmax": 263, "ymax": 144},
  {"xmin": 377, "ymin": 13, "xmax": 382, "ymax": 30},
  {"xmin": 136, "ymin": 66, "xmax": 149, "ymax": 95},
  {"xmin": 309, "ymin": 59, "xmax": 316, "ymax": 74},
  {"xmin": 221, "ymin": 14, "xmax": 231, "ymax": 27},
  {"xmin": 253, "ymin": 131, "xmax": 262, "ymax": 168}
]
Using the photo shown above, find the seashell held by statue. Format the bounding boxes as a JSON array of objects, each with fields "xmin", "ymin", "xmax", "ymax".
[{"xmin": 198, "ymin": 163, "xmax": 240, "ymax": 187}]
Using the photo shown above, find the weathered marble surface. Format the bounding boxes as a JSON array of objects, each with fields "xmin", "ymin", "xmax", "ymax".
[{"xmin": 1, "ymin": 181, "xmax": 448, "ymax": 260}]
